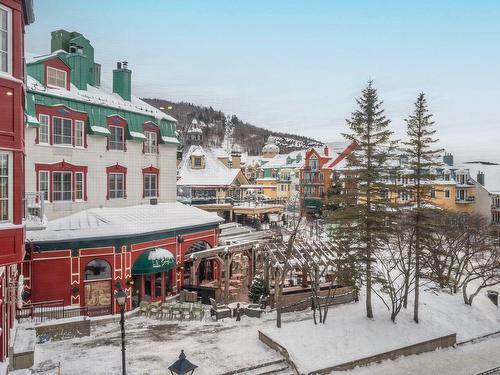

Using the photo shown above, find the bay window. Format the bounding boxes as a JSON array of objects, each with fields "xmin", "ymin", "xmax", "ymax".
[
  {"xmin": 36, "ymin": 162, "xmax": 88, "ymax": 202},
  {"xmin": 53, "ymin": 171, "xmax": 72, "ymax": 201},
  {"xmin": 53, "ymin": 117, "xmax": 72, "ymax": 145},
  {"xmin": 0, "ymin": 153, "xmax": 10, "ymax": 222},
  {"xmin": 109, "ymin": 126, "xmax": 125, "ymax": 150},
  {"xmin": 144, "ymin": 131, "xmax": 158, "ymax": 154},
  {"xmin": 108, "ymin": 173, "xmax": 124, "ymax": 199},
  {"xmin": 0, "ymin": 5, "xmax": 11, "ymax": 74},
  {"xmin": 39, "ymin": 114, "xmax": 50, "ymax": 144},
  {"xmin": 46, "ymin": 66, "xmax": 67, "ymax": 89},
  {"xmin": 144, "ymin": 174, "xmax": 158, "ymax": 198}
]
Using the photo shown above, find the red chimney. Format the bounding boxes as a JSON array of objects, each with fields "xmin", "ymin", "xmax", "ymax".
[{"xmin": 324, "ymin": 146, "xmax": 329, "ymax": 156}]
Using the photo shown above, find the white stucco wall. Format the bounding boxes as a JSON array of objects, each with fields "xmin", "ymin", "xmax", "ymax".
[{"xmin": 25, "ymin": 127, "xmax": 177, "ymax": 220}]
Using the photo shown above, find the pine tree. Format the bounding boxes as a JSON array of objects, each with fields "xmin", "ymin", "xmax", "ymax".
[
  {"xmin": 329, "ymin": 81, "xmax": 395, "ymax": 319},
  {"xmin": 401, "ymin": 93, "xmax": 442, "ymax": 323},
  {"xmin": 248, "ymin": 275, "xmax": 268, "ymax": 303}
]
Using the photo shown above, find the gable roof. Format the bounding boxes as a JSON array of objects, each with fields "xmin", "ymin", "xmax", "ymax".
[{"xmin": 177, "ymin": 145, "xmax": 248, "ymax": 187}]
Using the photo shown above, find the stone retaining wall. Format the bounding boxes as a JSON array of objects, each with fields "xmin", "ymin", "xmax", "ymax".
[
  {"xmin": 35, "ymin": 318, "xmax": 91, "ymax": 342},
  {"xmin": 259, "ymin": 329, "xmax": 456, "ymax": 375}
]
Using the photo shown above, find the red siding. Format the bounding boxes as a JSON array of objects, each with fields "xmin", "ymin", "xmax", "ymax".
[{"xmin": 43, "ymin": 58, "xmax": 71, "ymax": 90}]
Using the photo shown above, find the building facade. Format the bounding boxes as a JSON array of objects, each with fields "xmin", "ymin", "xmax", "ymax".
[
  {"xmin": 0, "ymin": 0, "xmax": 34, "ymax": 363},
  {"xmin": 25, "ymin": 30, "xmax": 179, "ymax": 220},
  {"xmin": 20, "ymin": 29, "xmax": 225, "ymax": 318},
  {"xmin": 299, "ymin": 143, "xmax": 355, "ymax": 212}
]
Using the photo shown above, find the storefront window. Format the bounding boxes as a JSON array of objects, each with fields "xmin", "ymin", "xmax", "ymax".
[
  {"xmin": 84, "ymin": 259, "xmax": 112, "ymax": 316},
  {"xmin": 144, "ymin": 274, "xmax": 152, "ymax": 301}
]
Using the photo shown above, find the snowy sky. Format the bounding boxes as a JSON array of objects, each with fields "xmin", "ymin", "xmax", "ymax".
[{"xmin": 26, "ymin": 0, "xmax": 500, "ymax": 162}]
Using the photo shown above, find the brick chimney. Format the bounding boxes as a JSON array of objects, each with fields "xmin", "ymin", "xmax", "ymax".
[{"xmin": 324, "ymin": 146, "xmax": 329, "ymax": 156}]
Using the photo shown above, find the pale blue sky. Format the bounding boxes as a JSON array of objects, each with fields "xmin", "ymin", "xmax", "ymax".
[{"xmin": 27, "ymin": 1, "xmax": 500, "ymax": 161}]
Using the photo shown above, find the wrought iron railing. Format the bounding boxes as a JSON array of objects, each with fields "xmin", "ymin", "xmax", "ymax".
[
  {"xmin": 16, "ymin": 300, "xmax": 88, "ymax": 324},
  {"xmin": 24, "ymin": 192, "xmax": 45, "ymax": 226}
]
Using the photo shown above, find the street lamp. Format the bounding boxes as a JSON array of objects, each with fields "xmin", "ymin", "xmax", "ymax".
[
  {"xmin": 115, "ymin": 289, "xmax": 127, "ymax": 375},
  {"xmin": 168, "ymin": 350, "xmax": 198, "ymax": 375}
]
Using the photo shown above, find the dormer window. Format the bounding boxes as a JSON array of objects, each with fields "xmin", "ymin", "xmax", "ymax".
[
  {"xmin": 144, "ymin": 131, "xmax": 158, "ymax": 154},
  {"xmin": 109, "ymin": 126, "xmax": 125, "ymax": 151},
  {"xmin": 194, "ymin": 157, "xmax": 202, "ymax": 167},
  {"xmin": 47, "ymin": 66, "xmax": 67, "ymax": 89}
]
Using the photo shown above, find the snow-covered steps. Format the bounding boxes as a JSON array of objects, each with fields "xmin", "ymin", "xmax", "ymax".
[{"xmin": 220, "ymin": 359, "xmax": 295, "ymax": 375}]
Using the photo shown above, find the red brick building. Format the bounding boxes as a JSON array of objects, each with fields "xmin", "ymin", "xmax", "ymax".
[
  {"xmin": 300, "ymin": 142, "xmax": 356, "ymax": 212},
  {"xmin": 0, "ymin": 0, "xmax": 34, "ymax": 363}
]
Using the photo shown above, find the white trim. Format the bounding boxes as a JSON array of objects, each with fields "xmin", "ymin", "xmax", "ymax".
[
  {"xmin": 38, "ymin": 114, "xmax": 50, "ymax": 144},
  {"xmin": 0, "ymin": 4, "xmax": 12, "ymax": 75},
  {"xmin": 46, "ymin": 66, "xmax": 67, "ymax": 89},
  {"xmin": 74, "ymin": 120, "xmax": 84, "ymax": 148},
  {"xmin": 0, "ymin": 151, "xmax": 13, "ymax": 223},
  {"xmin": 38, "ymin": 170, "xmax": 50, "ymax": 202},
  {"xmin": 75, "ymin": 171, "xmax": 84, "ymax": 201}
]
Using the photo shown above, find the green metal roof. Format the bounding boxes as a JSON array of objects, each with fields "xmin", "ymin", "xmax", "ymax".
[{"xmin": 131, "ymin": 248, "xmax": 176, "ymax": 275}]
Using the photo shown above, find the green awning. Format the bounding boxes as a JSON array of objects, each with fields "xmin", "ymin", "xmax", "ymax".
[
  {"xmin": 132, "ymin": 247, "xmax": 176, "ymax": 275},
  {"xmin": 304, "ymin": 199, "xmax": 323, "ymax": 210}
]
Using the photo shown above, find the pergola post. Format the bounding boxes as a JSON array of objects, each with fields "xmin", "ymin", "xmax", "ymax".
[
  {"xmin": 190, "ymin": 259, "xmax": 201, "ymax": 286},
  {"xmin": 224, "ymin": 253, "xmax": 232, "ymax": 304}
]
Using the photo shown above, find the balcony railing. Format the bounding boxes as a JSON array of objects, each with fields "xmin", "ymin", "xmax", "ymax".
[
  {"xmin": 456, "ymin": 196, "xmax": 475, "ymax": 203},
  {"xmin": 24, "ymin": 192, "xmax": 46, "ymax": 229}
]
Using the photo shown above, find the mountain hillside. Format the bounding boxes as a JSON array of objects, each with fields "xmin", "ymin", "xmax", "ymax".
[{"xmin": 143, "ymin": 98, "xmax": 322, "ymax": 155}]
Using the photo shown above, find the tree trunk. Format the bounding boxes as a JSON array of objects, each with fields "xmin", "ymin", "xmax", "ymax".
[{"xmin": 276, "ymin": 269, "xmax": 282, "ymax": 328}]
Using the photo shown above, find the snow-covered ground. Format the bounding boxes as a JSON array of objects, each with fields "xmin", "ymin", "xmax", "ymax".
[
  {"xmin": 12, "ymin": 284, "xmax": 500, "ymax": 375},
  {"xmin": 344, "ymin": 335, "xmax": 500, "ymax": 375},
  {"xmin": 261, "ymin": 284, "xmax": 500, "ymax": 374}
]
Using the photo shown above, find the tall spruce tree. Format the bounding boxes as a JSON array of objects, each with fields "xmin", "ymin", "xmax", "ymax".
[
  {"xmin": 330, "ymin": 81, "xmax": 395, "ymax": 318},
  {"xmin": 402, "ymin": 93, "xmax": 442, "ymax": 323}
]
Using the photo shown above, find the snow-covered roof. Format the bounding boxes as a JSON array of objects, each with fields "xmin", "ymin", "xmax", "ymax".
[
  {"xmin": 26, "ymin": 75, "xmax": 176, "ymax": 123},
  {"xmin": 27, "ymin": 202, "xmax": 223, "ymax": 243},
  {"xmin": 177, "ymin": 145, "xmax": 243, "ymax": 187},
  {"xmin": 463, "ymin": 162, "xmax": 500, "ymax": 194}
]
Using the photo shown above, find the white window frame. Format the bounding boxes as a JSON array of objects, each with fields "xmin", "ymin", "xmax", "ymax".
[
  {"xmin": 75, "ymin": 120, "xmax": 84, "ymax": 148},
  {"xmin": 144, "ymin": 131, "xmax": 158, "ymax": 154},
  {"xmin": 75, "ymin": 172, "xmax": 84, "ymax": 201},
  {"xmin": 38, "ymin": 114, "xmax": 50, "ymax": 144},
  {"xmin": 109, "ymin": 125, "xmax": 125, "ymax": 151},
  {"xmin": 0, "ymin": 4, "xmax": 12, "ymax": 75},
  {"xmin": 52, "ymin": 116, "xmax": 73, "ymax": 146},
  {"xmin": 46, "ymin": 66, "xmax": 67, "ymax": 89},
  {"xmin": 52, "ymin": 171, "xmax": 72, "ymax": 202},
  {"xmin": 445, "ymin": 189, "xmax": 450, "ymax": 199},
  {"xmin": 144, "ymin": 173, "xmax": 158, "ymax": 198},
  {"xmin": 108, "ymin": 172, "xmax": 125, "ymax": 199},
  {"xmin": 0, "ymin": 152, "xmax": 12, "ymax": 222},
  {"xmin": 38, "ymin": 170, "xmax": 50, "ymax": 202}
]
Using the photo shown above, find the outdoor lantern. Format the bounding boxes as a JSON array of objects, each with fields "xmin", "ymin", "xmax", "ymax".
[
  {"xmin": 168, "ymin": 350, "xmax": 198, "ymax": 375},
  {"xmin": 115, "ymin": 289, "xmax": 127, "ymax": 307}
]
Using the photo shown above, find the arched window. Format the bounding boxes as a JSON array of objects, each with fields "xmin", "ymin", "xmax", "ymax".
[{"xmin": 84, "ymin": 259, "xmax": 111, "ymax": 281}]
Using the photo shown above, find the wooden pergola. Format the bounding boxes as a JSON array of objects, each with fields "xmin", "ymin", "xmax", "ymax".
[{"xmin": 184, "ymin": 238, "xmax": 273, "ymax": 303}]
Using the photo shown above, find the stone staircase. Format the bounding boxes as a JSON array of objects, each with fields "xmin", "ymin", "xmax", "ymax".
[{"xmin": 220, "ymin": 359, "xmax": 295, "ymax": 375}]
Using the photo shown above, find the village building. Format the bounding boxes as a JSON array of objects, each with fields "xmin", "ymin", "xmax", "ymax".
[
  {"xmin": 0, "ymin": 0, "xmax": 34, "ymax": 362},
  {"xmin": 21, "ymin": 29, "xmax": 226, "ymax": 317},
  {"xmin": 299, "ymin": 142, "xmax": 355, "ymax": 212}
]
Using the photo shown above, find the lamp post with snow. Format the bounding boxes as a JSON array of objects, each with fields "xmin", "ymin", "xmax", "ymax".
[
  {"xmin": 115, "ymin": 288, "xmax": 127, "ymax": 375},
  {"xmin": 168, "ymin": 350, "xmax": 198, "ymax": 375}
]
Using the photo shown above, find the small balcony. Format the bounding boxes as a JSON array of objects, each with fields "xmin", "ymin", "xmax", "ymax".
[
  {"xmin": 24, "ymin": 192, "xmax": 47, "ymax": 230},
  {"xmin": 455, "ymin": 196, "xmax": 475, "ymax": 204}
]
